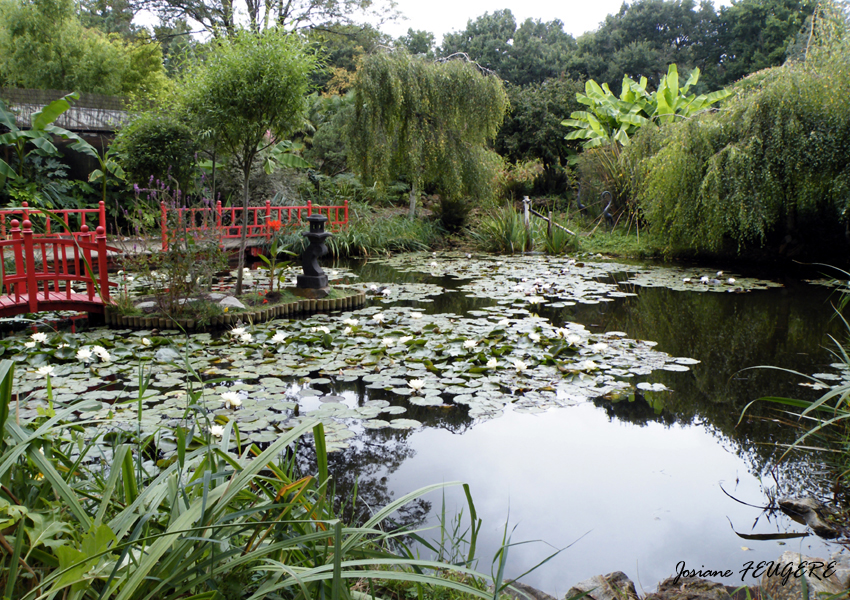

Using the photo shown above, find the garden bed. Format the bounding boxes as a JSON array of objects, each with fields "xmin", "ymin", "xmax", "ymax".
[{"xmin": 105, "ymin": 289, "xmax": 366, "ymax": 331}]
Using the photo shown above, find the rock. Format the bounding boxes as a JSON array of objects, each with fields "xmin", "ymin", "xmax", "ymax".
[
  {"xmin": 290, "ymin": 286, "xmax": 330, "ymax": 299},
  {"xmin": 829, "ymin": 550, "xmax": 850, "ymax": 589},
  {"xmin": 219, "ymin": 296, "xmax": 245, "ymax": 309},
  {"xmin": 760, "ymin": 551, "xmax": 846, "ymax": 600},
  {"xmin": 499, "ymin": 580, "xmax": 556, "ymax": 600},
  {"xmin": 566, "ymin": 571, "xmax": 638, "ymax": 600},
  {"xmin": 778, "ymin": 497, "xmax": 840, "ymax": 538},
  {"xmin": 134, "ymin": 301, "xmax": 157, "ymax": 310},
  {"xmin": 208, "ymin": 292, "xmax": 226, "ymax": 300},
  {"xmin": 648, "ymin": 577, "xmax": 744, "ymax": 600}
]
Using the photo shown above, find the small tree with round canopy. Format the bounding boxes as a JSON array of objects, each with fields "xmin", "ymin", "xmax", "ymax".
[{"xmin": 181, "ymin": 30, "xmax": 317, "ymax": 295}]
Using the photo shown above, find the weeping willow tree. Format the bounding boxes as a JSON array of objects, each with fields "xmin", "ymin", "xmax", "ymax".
[
  {"xmin": 631, "ymin": 0, "xmax": 850, "ymax": 256},
  {"xmin": 347, "ymin": 50, "xmax": 509, "ymax": 219}
]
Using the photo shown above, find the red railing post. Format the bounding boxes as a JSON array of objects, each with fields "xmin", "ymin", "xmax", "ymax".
[
  {"xmin": 10, "ymin": 220, "xmax": 23, "ymax": 296},
  {"xmin": 307, "ymin": 199, "xmax": 312, "ymax": 217},
  {"xmin": 161, "ymin": 201, "xmax": 168, "ymax": 251},
  {"xmin": 96, "ymin": 226, "xmax": 109, "ymax": 303},
  {"xmin": 344, "ymin": 200, "xmax": 349, "ymax": 226},
  {"xmin": 98, "ymin": 201, "xmax": 106, "ymax": 233},
  {"xmin": 21, "ymin": 220, "xmax": 38, "ymax": 313},
  {"xmin": 81, "ymin": 225, "xmax": 94, "ymax": 300}
]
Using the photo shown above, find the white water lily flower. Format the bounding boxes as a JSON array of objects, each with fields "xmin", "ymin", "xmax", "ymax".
[
  {"xmin": 231, "ymin": 327, "xmax": 246, "ymax": 336},
  {"xmin": 409, "ymin": 312, "xmax": 423, "ymax": 319},
  {"xmin": 590, "ymin": 342, "xmax": 608, "ymax": 352},
  {"xmin": 222, "ymin": 391, "xmax": 242, "ymax": 409},
  {"xmin": 381, "ymin": 337, "xmax": 395, "ymax": 347},
  {"xmin": 527, "ymin": 296, "xmax": 544, "ymax": 305},
  {"xmin": 92, "ymin": 346, "xmax": 110, "ymax": 362},
  {"xmin": 408, "ymin": 379, "xmax": 426, "ymax": 392},
  {"xmin": 210, "ymin": 424, "xmax": 225, "ymax": 437},
  {"xmin": 372, "ymin": 313, "xmax": 385, "ymax": 323},
  {"xmin": 382, "ymin": 288, "xmax": 392, "ymax": 296},
  {"xmin": 141, "ymin": 338, "xmax": 152, "ymax": 346},
  {"xmin": 528, "ymin": 333, "xmax": 541, "ymax": 343},
  {"xmin": 430, "ymin": 262, "xmax": 439, "ymax": 268},
  {"xmin": 369, "ymin": 284, "xmax": 378, "ymax": 292},
  {"xmin": 399, "ymin": 336, "xmax": 413, "ymax": 344},
  {"xmin": 239, "ymin": 333, "xmax": 253, "ymax": 343},
  {"xmin": 699, "ymin": 276, "xmax": 709, "ymax": 284},
  {"xmin": 37, "ymin": 365, "xmax": 55, "ymax": 378},
  {"xmin": 24, "ymin": 341, "xmax": 35, "ymax": 349},
  {"xmin": 487, "ymin": 358, "xmax": 498, "ymax": 368},
  {"xmin": 683, "ymin": 277, "xmax": 692, "ymax": 283},
  {"xmin": 343, "ymin": 318, "xmax": 359, "ymax": 327},
  {"xmin": 512, "ymin": 359, "xmax": 528, "ymax": 373},
  {"xmin": 727, "ymin": 278, "xmax": 736, "ymax": 285},
  {"xmin": 31, "ymin": 332, "xmax": 48, "ymax": 343},
  {"xmin": 77, "ymin": 347, "xmax": 94, "ymax": 362},
  {"xmin": 567, "ymin": 334, "xmax": 583, "ymax": 345},
  {"xmin": 498, "ymin": 319, "xmax": 510, "ymax": 327},
  {"xmin": 579, "ymin": 360, "xmax": 598, "ymax": 371},
  {"xmin": 317, "ymin": 326, "xmax": 330, "ymax": 334},
  {"xmin": 271, "ymin": 331, "xmax": 286, "ymax": 343},
  {"xmin": 343, "ymin": 327, "xmax": 353, "ymax": 335},
  {"xmin": 463, "ymin": 339, "xmax": 477, "ymax": 349}
]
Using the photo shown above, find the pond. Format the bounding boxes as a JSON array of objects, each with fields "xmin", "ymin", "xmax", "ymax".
[{"xmin": 6, "ymin": 252, "xmax": 850, "ymax": 596}]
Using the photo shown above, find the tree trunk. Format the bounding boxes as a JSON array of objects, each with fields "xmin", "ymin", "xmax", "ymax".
[
  {"xmin": 235, "ymin": 166, "xmax": 250, "ymax": 296},
  {"xmin": 408, "ymin": 183, "xmax": 418, "ymax": 220}
]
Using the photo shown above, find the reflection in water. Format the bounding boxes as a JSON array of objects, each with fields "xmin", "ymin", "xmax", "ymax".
[{"xmin": 326, "ymin": 258, "xmax": 846, "ymax": 593}]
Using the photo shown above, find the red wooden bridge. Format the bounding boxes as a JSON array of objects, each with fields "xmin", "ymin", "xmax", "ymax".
[
  {"xmin": 160, "ymin": 199, "xmax": 349, "ymax": 251},
  {"xmin": 0, "ymin": 198, "xmax": 348, "ymax": 318},
  {"xmin": 0, "ymin": 202, "xmax": 115, "ymax": 317}
]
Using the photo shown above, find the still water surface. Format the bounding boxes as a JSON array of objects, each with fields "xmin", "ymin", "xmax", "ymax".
[{"xmin": 318, "ymin": 258, "xmax": 847, "ymax": 595}]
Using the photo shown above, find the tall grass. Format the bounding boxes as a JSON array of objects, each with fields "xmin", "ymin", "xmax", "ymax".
[
  {"xmin": 469, "ymin": 206, "xmax": 532, "ymax": 254},
  {"xmin": 282, "ymin": 215, "xmax": 444, "ymax": 258}
]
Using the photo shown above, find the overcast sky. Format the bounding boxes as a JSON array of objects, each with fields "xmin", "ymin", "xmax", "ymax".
[{"xmin": 379, "ymin": 0, "xmax": 734, "ymax": 44}]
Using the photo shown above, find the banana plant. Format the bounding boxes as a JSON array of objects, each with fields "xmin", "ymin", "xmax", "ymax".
[
  {"xmin": 562, "ymin": 64, "xmax": 732, "ymax": 148},
  {"xmin": 0, "ymin": 92, "xmax": 111, "ymax": 196},
  {"xmin": 262, "ymin": 139, "xmax": 312, "ymax": 174},
  {"xmin": 86, "ymin": 145, "xmax": 126, "ymax": 205}
]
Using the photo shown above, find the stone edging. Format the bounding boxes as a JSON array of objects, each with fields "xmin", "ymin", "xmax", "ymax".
[{"xmin": 104, "ymin": 291, "xmax": 367, "ymax": 332}]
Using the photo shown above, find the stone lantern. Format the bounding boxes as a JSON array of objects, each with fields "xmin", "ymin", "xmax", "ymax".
[{"xmin": 295, "ymin": 214, "xmax": 332, "ymax": 298}]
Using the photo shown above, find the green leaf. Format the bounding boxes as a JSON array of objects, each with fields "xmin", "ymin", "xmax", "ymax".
[{"xmin": 31, "ymin": 93, "xmax": 78, "ymax": 130}]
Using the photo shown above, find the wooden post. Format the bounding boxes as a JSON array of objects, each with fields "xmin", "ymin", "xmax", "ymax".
[
  {"xmin": 96, "ymin": 226, "xmax": 109, "ymax": 303},
  {"xmin": 548, "ymin": 210, "xmax": 553, "ymax": 239},
  {"xmin": 523, "ymin": 196, "xmax": 531, "ymax": 251},
  {"xmin": 161, "ymin": 201, "xmax": 168, "ymax": 251},
  {"xmin": 21, "ymin": 220, "xmax": 38, "ymax": 313}
]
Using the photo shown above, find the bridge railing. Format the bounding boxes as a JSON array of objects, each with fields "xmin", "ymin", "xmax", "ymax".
[
  {"xmin": 0, "ymin": 201, "xmax": 107, "ymax": 240},
  {"xmin": 0, "ymin": 219, "xmax": 114, "ymax": 314},
  {"xmin": 161, "ymin": 199, "xmax": 349, "ymax": 251}
]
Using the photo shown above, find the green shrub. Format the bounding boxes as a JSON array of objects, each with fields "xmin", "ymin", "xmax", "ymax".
[{"xmin": 115, "ymin": 110, "xmax": 198, "ymax": 190}]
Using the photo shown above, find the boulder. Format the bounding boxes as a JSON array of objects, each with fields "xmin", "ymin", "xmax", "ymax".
[
  {"xmin": 760, "ymin": 551, "xmax": 846, "ymax": 600},
  {"xmin": 778, "ymin": 497, "xmax": 841, "ymax": 538},
  {"xmin": 219, "ymin": 296, "xmax": 245, "ymax": 309},
  {"xmin": 499, "ymin": 580, "xmax": 556, "ymax": 600},
  {"xmin": 134, "ymin": 301, "xmax": 157, "ymax": 311},
  {"xmin": 566, "ymin": 571, "xmax": 638, "ymax": 600},
  {"xmin": 647, "ymin": 577, "xmax": 746, "ymax": 600}
]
